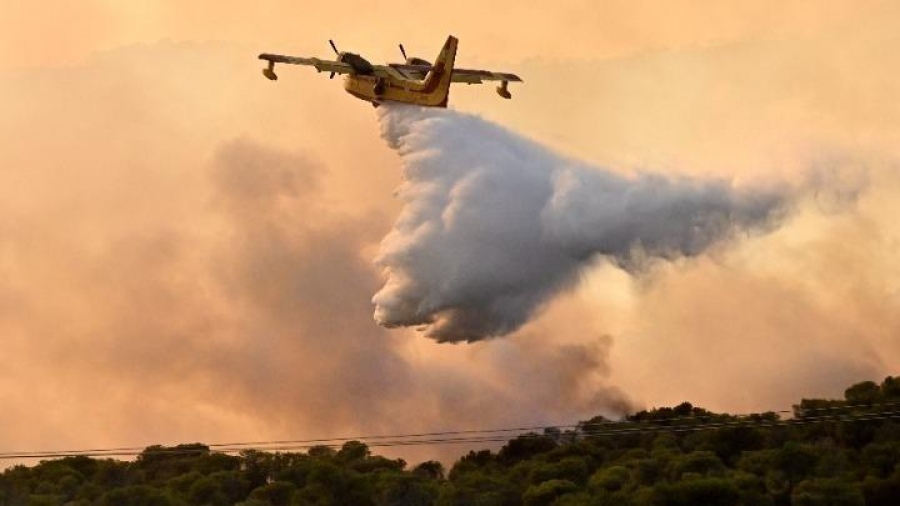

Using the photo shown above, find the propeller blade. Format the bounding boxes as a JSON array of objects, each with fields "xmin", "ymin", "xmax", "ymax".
[
  {"xmin": 399, "ymin": 43, "xmax": 407, "ymax": 60},
  {"xmin": 329, "ymin": 71, "xmax": 335, "ymax": 79},
  {"xmin": 329, "ymin": 39, "xmax": 339, "ymax": 55}
]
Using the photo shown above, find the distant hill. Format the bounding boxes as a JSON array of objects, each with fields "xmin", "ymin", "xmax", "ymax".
[{"xmin": 4, "ymin": 377, "xmax": 900, "ymax": 505}]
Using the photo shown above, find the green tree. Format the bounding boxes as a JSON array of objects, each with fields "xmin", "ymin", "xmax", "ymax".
[
  {"xmin": 791, "ymin": 478, "xmax": 864, "ymax": 506},
  {"xmin": 248, "ymin": 481, "xmax": 297, "ymax": 506},
  {"xmin": 528, "ymin": 457, "xmax": 590, "ymax": 486},
  {"xmin": 861, "ymin": 471, "xmax": 900, "ymax": 506},
  {"xmin": 413, "ymin": 461, "xmax": 444, "ymax": 480},
  {"xmin": 880, "ymin": 376, "xmax": 900, "ymax": 399},
  {"xmin": 335, "ymin": 441, "xmax": 370, "ymax": 464},
  {"xmin": 774, "ymin": 442, "xmax": 818, "ymax": 486},
  {"xmin": 377, "ymin": 474, "xmax": 440, "ymax": 506},
  {"xmin": 845, "ymin": 381, "xmax": 881, "ymax": 405},
  {"xmin": 97, "ymin": 484, "xmax": 179, "ymax": 506},
  {"xmin": 589, "ymin": 466, "xmax": 631, "ymax": 494},
  {"xmin": 666, "ymin": 451, "xmax": 726, "ymax": 480},
  {"xmin": 437, "ymin": 472, "xmax": 517, "ymax": 506},
  {"xmin": 522, "ymin": 479, "xmax": 578, "ymax": 506},
  {"xmin": 651, "ymin": 477, "xmax": 740, "ymax": 506},
  {"xmin": 498, "ymin": 434, "xmax": 557, "ymax": 465}
]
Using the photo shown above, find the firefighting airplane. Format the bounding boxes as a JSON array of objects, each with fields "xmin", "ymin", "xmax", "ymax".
[{"xmin": 258, "ymin": 35, "xmax": 522, "ymax": 107}]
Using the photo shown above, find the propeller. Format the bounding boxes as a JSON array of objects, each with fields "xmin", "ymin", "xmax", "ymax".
[
  {"xmin": 329, "ymin": 40, "xmax": 339, "ymax": 78},
  {"xmin": 399, "ymin": 43, "xmax": 408, "ymax": 60}
]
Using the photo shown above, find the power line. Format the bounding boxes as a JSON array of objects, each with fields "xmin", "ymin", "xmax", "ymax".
[{"xmin": 2, "ymin": 403, "xmax": 899, "ymax": 461}]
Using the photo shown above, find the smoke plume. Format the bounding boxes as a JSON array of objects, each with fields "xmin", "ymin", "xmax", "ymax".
[
  {"xmin": 373, "ymin": 105, "xmax": 787, "ymax": 342},
  {"xmin": 0, "ymin": 43, "xmax": 639, "ymax": 466}
]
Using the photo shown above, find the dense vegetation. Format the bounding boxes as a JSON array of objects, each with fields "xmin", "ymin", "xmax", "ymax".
[{"xmin": 4, "ymin": 377, "xmax": 900, "ymax": 505}]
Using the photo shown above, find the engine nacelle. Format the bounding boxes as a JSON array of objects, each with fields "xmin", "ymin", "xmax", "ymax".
[{"xmin": 339, "ymin": 52, "xmax": 375, "ymax": 75}]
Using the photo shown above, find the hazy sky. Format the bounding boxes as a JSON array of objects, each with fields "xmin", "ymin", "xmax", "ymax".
[{"xmin": 1, "ymin": 1, "xmax": 899, "ymax": 465}]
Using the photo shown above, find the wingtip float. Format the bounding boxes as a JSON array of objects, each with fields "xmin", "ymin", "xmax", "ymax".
[{"xmin": 258, "ymin": 35, "xmax": 523, "ymax": 108}]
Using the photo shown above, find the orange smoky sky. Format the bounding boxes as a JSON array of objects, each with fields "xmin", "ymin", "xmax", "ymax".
[{"xmin": 1, "ymin": 1, "xmax": 900, "ymax": 465}]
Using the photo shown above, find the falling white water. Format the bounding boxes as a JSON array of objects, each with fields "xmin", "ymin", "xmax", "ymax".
[{"xmin": 373, "ymin": 105, "xmax": 786, "ymax": 342}]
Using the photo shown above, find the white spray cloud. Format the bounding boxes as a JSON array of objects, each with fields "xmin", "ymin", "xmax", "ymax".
[{"xmin": 373, "ymin": 105, "xmax": 788, "ymax": 342}]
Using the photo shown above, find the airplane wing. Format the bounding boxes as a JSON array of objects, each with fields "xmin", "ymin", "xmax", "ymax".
[
  {"xmin": 451, "ymin": 68, "xmax": 523, "ymax": 84},
  {"xmin": 386, "ymin": 64, "xmax": 522, "ymax": 84},
  {"xmin": 259, "ymin": 53, "xmax": 354, "ymax": 76},
  {"xmin": 260, "ymin": 54, "xmax": 410, "ymax": 80}
]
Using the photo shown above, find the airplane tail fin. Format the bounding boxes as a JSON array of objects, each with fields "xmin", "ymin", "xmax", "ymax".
[{"xmin": 421, "ymin": 35, "xmax": 458, "ymax": 107}]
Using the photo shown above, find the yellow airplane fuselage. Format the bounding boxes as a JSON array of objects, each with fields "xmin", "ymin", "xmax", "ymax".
[
  {"xmin": 343, "ymin": 73, "xmax": 449, "ymax": 107},
  {"xmin": 342, "ymin": 36, "xmax": 457, "ymax": 107}
]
